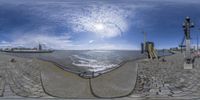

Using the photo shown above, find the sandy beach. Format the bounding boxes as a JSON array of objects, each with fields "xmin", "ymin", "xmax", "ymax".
[{"xmin": 0, "ymin": 51, "xmax": 199, "ymax": 100}]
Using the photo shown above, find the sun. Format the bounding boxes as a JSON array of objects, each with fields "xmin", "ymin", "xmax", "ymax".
[
  {"xmin": 94, "ymin": 23, "xmax": 104, "ymax": 31},
  {"xmin": 93, "ymin": 22, "xmax": 123, "ymax": 38}
]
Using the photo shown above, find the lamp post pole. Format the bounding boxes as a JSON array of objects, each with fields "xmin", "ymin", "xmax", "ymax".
[
  {"xmin": 143, "ymin": 31, "xmax": 147, "ymax": 52},
  {"xmin": 197, "ymin": 29, "xmax": 199, "ymax": 52},
  {"xmin": 183, "ymin": 16, "xmax": 194, "ymax": 68}
]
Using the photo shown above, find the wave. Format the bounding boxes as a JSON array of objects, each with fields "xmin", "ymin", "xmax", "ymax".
[
  {"xmin": 70, "ymin": 55, "xmax": 118, "ymax": 72},
  {"xmin": 72, "ymin": 55, "xmax": 97, "ymax": 62},
  {"xmin": 91, "ymin": 50, "xmax": 111, "ymax": 53}
]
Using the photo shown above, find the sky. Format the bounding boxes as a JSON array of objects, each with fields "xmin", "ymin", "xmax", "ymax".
[{"xmin": 0, "ymin": 0, "xmax": 200, "ymax": 50}]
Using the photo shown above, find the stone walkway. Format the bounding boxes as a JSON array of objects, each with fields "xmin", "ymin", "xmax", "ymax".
[
  {"xmin": 0, "ymin": 54, "xmax": 53, "ymax": 98},
  {"xmin": 132, "ymin": 53, "xmax": 200, "ymax": 98},
  {"xmin": 90, "ymin": 61, "xmax": 138, "ymax": 98},
  {"xmin": 6, "ymin": 59, "xmax": 49, "ymax": 97}
]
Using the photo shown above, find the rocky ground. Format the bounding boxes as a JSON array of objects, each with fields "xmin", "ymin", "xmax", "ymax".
[
  {"xmin": 0, "ymin": 53, "xmax": 52, "ymax": 98},
  {"xmin": 133, "ymin": 52, "xmax": 200, "ymax": 98}
]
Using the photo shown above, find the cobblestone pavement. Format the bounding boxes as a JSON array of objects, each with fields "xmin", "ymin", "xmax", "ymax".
[
  {"xmin": 0, "ymin": 54, "xmax": 52, "ymax": 98},
  {"xmin": 132, "ymin": 53, "xmax": 200, "ymax": 98}
]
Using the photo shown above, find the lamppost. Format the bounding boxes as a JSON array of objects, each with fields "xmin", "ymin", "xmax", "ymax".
[
  {"xmin": 183, "ymin": 16, "xmax": 194, "ymax": 69},
  {"xmin": 197, "ymin": 29, "xmax": 200, "ymax": 52},
  {"xmin": 143, "ymin": 31, "xmax": 147, "ymax": 52}
]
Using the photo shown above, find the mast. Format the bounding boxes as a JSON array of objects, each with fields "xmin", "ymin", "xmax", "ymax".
[
  {"xmin": 183, "ymin": 16, "xmax": 194, "ymax": 69},
  {"xmin": 197, "ymin": 29, "xmax": 199, "ymax": 51}
]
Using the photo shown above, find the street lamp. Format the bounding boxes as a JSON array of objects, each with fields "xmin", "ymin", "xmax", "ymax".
[{"xmin": 182, "ymin": 16, "xmax": 194, "ymax": 69}]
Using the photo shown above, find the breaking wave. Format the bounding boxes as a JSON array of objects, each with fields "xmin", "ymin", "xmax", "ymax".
[{"xmin": 71, "ymin": 55, "xmax": 118, "ymax": 72}]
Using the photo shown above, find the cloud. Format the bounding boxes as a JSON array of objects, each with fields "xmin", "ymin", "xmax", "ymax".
[
  {"xmin": 0, "ymin": 35, "xmax": 137, "ymax": 50},
  {"xmin": 89, "ymin": 40, "xmax": 94, "ymax": 44},
  {"xmin": 69, "ymin": 5, "xmax": 131, "ymax": 38},
  {"xmin": 0, "ymin": 0, "xmax": 152, "ymax": 50},
  {"xmin": 0, "ymin": 41, "xmax": 12, "ymax": 48},
  {"xmin": 85, "ymin": 43, "xmax": 137, "ymax": 50},
  {"xmin": 0, "ymin": 34, "xmax": 73, "ymax": 50},
  {"xmin": 151, "ymin": 0, "xmax": 200, "ymax": 4}
]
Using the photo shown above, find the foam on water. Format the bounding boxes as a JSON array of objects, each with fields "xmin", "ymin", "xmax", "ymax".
[
  {"xmin": 71, "ymin": 55, "xmax": 118, "ymax": 72},
  {"xmin": 90, "ymin": 50, "xmax": 111, "ymax": 53}
]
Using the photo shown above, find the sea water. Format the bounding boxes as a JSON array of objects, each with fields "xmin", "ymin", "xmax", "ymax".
[{"xmin": 4, "ymin": 50, "xmax": 171, "ymax": 76}]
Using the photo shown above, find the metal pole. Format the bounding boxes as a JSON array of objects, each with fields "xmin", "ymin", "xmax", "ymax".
[
  {"xmin": 197, "ymin": 30, "xmax": 199, "ymax": 51},
  {"xmin": 183, "ymin": 16, "xmax": 194, "ymax": 65},
  {"xmin": 143, "ymin": 31, "xmax": 147, "ymax": 51}
]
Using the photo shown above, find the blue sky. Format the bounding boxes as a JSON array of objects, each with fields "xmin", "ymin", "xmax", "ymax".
[{"xmin": 0, "ymin": 0, "xmax": 200, "ymax": 50}]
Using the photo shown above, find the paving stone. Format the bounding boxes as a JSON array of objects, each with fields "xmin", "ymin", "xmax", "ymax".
[{"xmin": 134, "ymin": 53, "xmax": 200, "ymax": 98}]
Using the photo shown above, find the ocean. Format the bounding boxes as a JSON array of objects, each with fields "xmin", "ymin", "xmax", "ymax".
[{"xmin": 3, "ymin": 50, "xmax": 172, "ymax": 77}]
